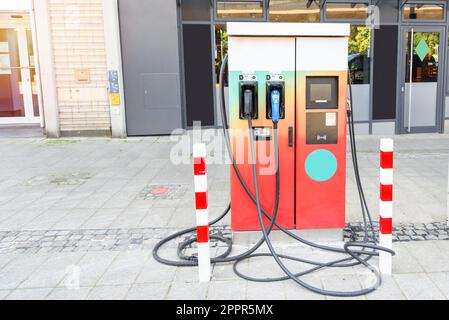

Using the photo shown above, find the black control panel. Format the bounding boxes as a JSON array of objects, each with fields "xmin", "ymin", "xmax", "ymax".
[
  {"xmin": 306, "ymin": 77, "xmax": 339, "ymax": 110},
  {"xmin": 306, "ymin": 112, "xmax": 338, "ymax": 145}
]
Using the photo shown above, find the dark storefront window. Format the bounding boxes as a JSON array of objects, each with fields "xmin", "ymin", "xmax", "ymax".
[
  {"xmin": 269, "ymin": 0, "xmax": 320, "ymax": 22},
  {"xmin": 215, "ymin": 24, "xmax": 228, "ymax": 85},
  {"xmin": 372, "ymin": 25, "xmax": 398, "ymax": 121},
  {"xmin": 405, "ymin": 32, "xmax": 439, "ymax": 83},
  {"xmin": 348, "ymin": 26, "xmax": 371, "ymax": 84},
  {"xmin": 182, "ymin": 0, "xmax": 211, "ymax": 21},
  {"xmin": 348, "ymin": 26, "xmax": 371, "ymax": 122},
  {"xmin": 403, "ymin": 3, "xmax": 444, "ymax": 21},
  {"xmin": 183, "ymin": 24, "xmax": 215, "ymax": 127},
  {"xmin": 325, "ymin": 2, "xmax": 369, "ymax": 20},
  {"xmin": 216, "ymin": 1, "xmax": 264, "ymax": 20}
]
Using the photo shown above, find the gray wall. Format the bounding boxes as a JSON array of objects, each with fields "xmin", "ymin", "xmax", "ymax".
[
  {"xmin": 378, "ymin": 0, "xmax": 399, "ymax": 25},
  {"xmin": 118, "ymin": 0, "xmax": 183, "ymax": 135}
]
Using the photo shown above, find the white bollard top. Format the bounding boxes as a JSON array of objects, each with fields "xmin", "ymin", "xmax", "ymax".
[
  {"xmin": 380, "ymin": 138, "xmax": 394, "ymax": 152},
  {"xmin": 193, "ymin": 143, "xmax": 207, "ymax": 158}
]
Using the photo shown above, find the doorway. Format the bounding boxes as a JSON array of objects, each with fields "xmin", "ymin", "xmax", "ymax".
[
  {"xmin": 398, "ymin": 26, "xmax": 445, "ymax": 133},
  {"xmin": 0, "ymin": 13, "xmax": 40, "ymax": 125}
]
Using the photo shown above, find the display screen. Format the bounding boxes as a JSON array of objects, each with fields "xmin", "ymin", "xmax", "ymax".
[
  {"xmin": 310, "ymin": 84, "xmax": 332, "ymax": 102},
  {"xmin": 306, "ymin": 76, "xmax": 338, "ymax": 109}
]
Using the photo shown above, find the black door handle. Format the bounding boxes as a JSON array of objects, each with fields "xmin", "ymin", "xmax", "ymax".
[{"xmin": 288, "ymin": 127, "xmax": 293, "ymax": 147}]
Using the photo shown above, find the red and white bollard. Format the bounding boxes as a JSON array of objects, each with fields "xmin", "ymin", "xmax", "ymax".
[
  {"xmin": 379, "ymin": 138, "xmax": 394, "ymax": 275},
  {"xmin": 193, "ymin": 143, "xmax": 211, "ymax": 282}
]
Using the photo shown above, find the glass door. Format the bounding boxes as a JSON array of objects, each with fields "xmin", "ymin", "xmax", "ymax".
[
  {"xmin": 399, "ymin": 27, "xmax": 444, "ymax": 133},
  {"xmin": 0, "ymin": 25, "xmax": 39, "ymax": 124}
]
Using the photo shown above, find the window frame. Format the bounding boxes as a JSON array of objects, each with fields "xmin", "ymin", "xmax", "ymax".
[
  {"xmin": 214, "ymin": 0, "xmax": 268, "ymax": 22},
  {"xmin": 400, "ymin": 0, "xmax": 447, "ymax": 24},
  {"xmin": 268, "ymin": 0, "xmax": 322, "ymax": 23},
  {"xmin": 322, "ymin": 0, "xmax": 372, "ymax": 23}
]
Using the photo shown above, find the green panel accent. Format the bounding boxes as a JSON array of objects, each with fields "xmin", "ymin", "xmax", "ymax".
[
  {"xmin": 415, "ymin": 38, "xmax": 429, "ymax": 62},
  {"xmin": 305, "ymin": 149, "xmax": 338, "ymax": 182}
]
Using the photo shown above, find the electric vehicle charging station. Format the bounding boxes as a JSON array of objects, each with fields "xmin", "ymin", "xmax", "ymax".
[
  {"xmin": 154, "ymin": 22, "xmax": 395, "ymax": 297},
  {"xmin": 228, "ymin": 23, "xmax": 349, "ymax": 232}
]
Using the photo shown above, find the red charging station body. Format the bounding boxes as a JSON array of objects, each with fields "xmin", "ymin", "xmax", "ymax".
[{"xmin": 228, "ymin": 23, "xmax": 349, "ymax": 231}]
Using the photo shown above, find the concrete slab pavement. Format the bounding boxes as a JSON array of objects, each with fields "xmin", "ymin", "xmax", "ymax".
[{"xmin": 0, "ymin": 132, "xmax": 448, "ymax": 299}]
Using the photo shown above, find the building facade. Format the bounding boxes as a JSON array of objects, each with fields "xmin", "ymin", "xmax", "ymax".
[{"xmin": 1, "ymin": 0, "xmax": 449, "ymax": 137}]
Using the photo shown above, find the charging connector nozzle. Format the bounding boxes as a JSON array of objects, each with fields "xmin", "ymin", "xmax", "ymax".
[
  {"xmin": 270, "ymin": 90, "xmax": 281, "ymax": 123},
  {"xmin": 239, "ymin": 82, "xmax": 258, "ymax": 120},
  {"xmin": 243, "ymin": 89, "xmax": 254, "ymax": 119}
]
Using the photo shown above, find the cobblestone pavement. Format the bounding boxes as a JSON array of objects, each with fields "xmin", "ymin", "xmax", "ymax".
[
  {"xmin": 1, "ymin": 221, "xmax": 449, "ymax": 255},
  {"xmin": 0, "ymin": 132, "xmax": 449, "ymax": 300},
  {"xmin": 346, "ymin": 221, "xmax": 449, "ymax": 242}
]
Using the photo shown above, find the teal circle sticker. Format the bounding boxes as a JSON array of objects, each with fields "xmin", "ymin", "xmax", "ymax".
[{"xmin": 305, "ymin": 149, "xmax": 337, "ymax": 182}]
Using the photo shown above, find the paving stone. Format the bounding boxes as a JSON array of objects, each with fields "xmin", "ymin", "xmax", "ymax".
[
  {"xmin": 166, "ymin": 282, "xmax": 208, "ymax": 300},
  {"xmin": 428, "ymin": 272, "xmax": 449, "ymax": 299},
  {"xmin": 403, "ymin": 241, "xmax": 449, "ymax": 273},
  {"xmin": 366, "ymin": 276, "xmax": 406, "ymax": 300},
  {"xmin": 0, "ymin": 290, "xmax": 11, "ymax": 300},
  {"xmin": 86, "ymin": 285, "xmax": 130, "ymax": 300},
  {"xmin": 6, "ymin": 288, "xmax": 52, "ymax": 300},
  {"xmin": 47, "ymin": 287, "xmax": 91, "ymax": 300},
  {"xmin": 283, "ymin": 277, "xmax": 326, "ymax": 300},
  {"xmin": 0, "ymin": 254, "xmax": 17, "ymax": 270},
  {"xmin": 135, "ymin": 258, "xmax": 177, "ymax": 284},
  {"xmin": 392, "ymin": 244, "xmax": 424, "ymax": 274},
  {"xmin": 126, "ymin": 283, "xmax": 170, "ymax": 300},
  {"xmin": 207, "ymin": 280, "xmax": 247, "ymax": 300},
  {"xmin": 246, "ymin": 281, "xmax": 285, "ymax": 300},
  {"xmin": 318, "ymin": 273, "xmax": 367, "ymax": 300},
  {"xmin": 97, "ymin": 250, "xmax": 150, "ymax": 286},
  {"xmin": 0, "ymin": 254, "xmax": 49, "ymax": 290},
  {"xmin": 19, "ymin": 252, "xmax": 85, "ymax": 289},
  {"xmin": 394, "ymin": 273, "xmax": 445, "ymax": 300}
]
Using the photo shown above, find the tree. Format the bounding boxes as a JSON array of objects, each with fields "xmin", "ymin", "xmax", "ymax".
[{"xmin": 349, "ymin": 26, "xmax": 371, "ymax": 55}]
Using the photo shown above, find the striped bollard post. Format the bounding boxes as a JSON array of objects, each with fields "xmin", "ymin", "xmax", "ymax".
[
  {"xmin": 379, "ymin": 138, "xmax": 394, "ymax": 275},
  {"xmin": 193, "ymin": 143, "xmax": 211, "ymax": 282}
]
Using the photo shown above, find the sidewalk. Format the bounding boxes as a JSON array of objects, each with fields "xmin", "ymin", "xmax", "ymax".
[{"xmin": 0, "ymin": 132, "xmax": 448, "ymax": 299}]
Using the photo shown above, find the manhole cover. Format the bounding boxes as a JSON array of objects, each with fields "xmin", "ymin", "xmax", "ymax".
[
  {"xmin": 149, "ymin": 188, "xmax": 170, "ymax": 196},
  {"xmin": 138, "ymin": 184, "xmax": 188, "ymax": 200}
]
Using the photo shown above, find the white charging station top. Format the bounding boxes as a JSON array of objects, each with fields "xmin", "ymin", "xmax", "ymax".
[{"xmin": 227, "ymin": 22, "xmax": 350, "ymax": 37}]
